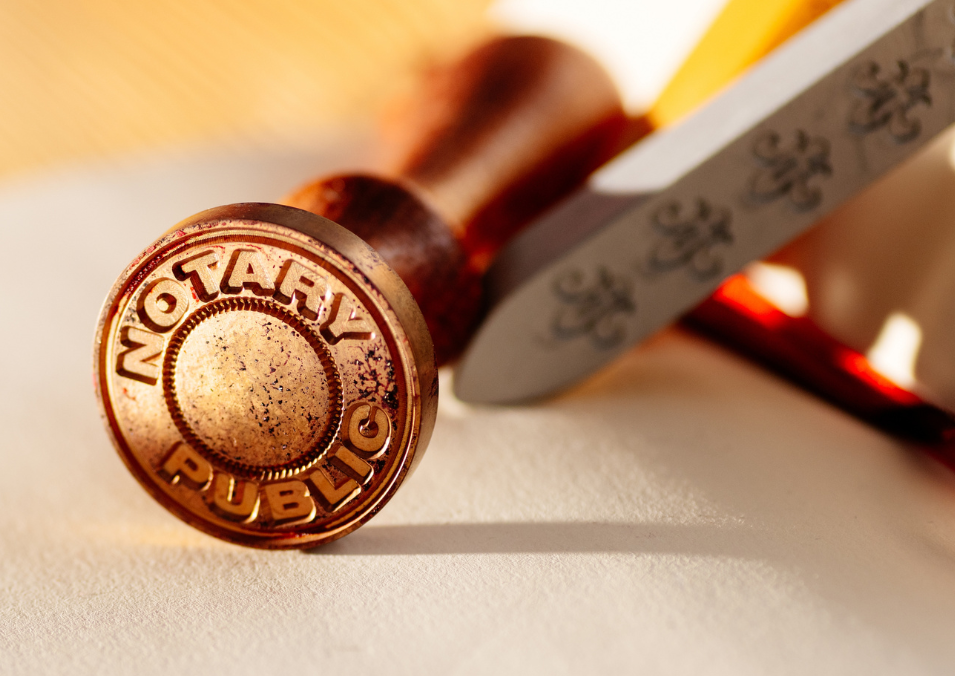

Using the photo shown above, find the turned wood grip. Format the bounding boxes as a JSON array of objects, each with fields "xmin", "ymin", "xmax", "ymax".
[{"xmin": 284, "ymin": 36, "xmax": 630, "ymax": 364}]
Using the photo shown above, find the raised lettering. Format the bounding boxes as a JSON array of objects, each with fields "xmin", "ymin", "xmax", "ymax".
[
  {"xmin": 210, "ymin": 473, "xmax": 259, "ymax": 522},
  {"xmin": 159, "ymin": 443, "xmax": 213, "ymax": 490},
  {"xmin": 344, "ymin": 402, "xmax": 391, "ymax": 458},
  {"xmin": 273, "ymin": 259, "xmax": 328, "ymax": 321},
  {"xmin": 175, "ymin": 250, "xmax": 221, "ymax": 302},
  {"xmin": 137, "ymin": 278, "xmax": 190, "ymax": 332},
  {"xmin": 320, "ymin": 293, "xmax": 373, "ymax": 344},
  {"xmin": 116, "ymin": 326, "xmax": 164, "ymax": 385},
  {"xmin": 221, "ymin": 249, "xmax": 275, "ymax": 295},
  {"xmin": 330, "ymin": 444, "xmax": 373, "ymax": 485},
  {"xmin": 307, "ymin": 466, "xmax": 360, "ymax": 512},
  {"xmin": 262, "ymin": 480, "xmax": 316, "ymax": 525}
]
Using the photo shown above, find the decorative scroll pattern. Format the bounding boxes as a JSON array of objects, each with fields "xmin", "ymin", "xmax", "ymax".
[
  {"xmin": 849, "ymin": 59, "xmax": 931, "ymax": 143},
  {"xmin": 749, "ymin": 130, "xmax": 832, "ymax": 211},
  {"xmin": 645, "ymin": 199, "xmax": 733, "ymax": 280},
  {"xmin": 550, "ymin": 267, "xmax": 635, "ymax": 349}
]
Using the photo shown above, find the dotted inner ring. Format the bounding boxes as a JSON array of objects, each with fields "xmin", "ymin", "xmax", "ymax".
[{"xmin": 162, "ymin": 296, "xmax": 343, "ymax": 481}]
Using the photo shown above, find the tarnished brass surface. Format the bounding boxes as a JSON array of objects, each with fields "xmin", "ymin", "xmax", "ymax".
[
  {"xmin": 91, "ymin": 34, "xmax": 625, "ymax": 549},
  {"xmin": 94, "ymin": 204, "xmax": 438, "ymax": 548}
]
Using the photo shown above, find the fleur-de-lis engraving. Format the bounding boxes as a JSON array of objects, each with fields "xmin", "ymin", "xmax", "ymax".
[
  {"xmin": 645, "ymin": 199, "xmax": 733, "ymax": 280},
  {"xmin": 849, "ymin": 60, "xmax": 931, "ymax": 143},
  {"xmin": 551, "ymin": 267, "xmax": 635, "ymax": 349},
  {"xmin": 749, "ymin": 130, "xmax": 832, "ymax": 211}
]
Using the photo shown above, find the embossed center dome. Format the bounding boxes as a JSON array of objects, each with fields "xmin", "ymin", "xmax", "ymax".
[{"xmin": 164, "ymin": 297, "xmax": 341, "ymax": 480}]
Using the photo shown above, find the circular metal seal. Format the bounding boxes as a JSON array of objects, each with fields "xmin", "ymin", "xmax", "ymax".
[{"xmin": 93, "ymin": 203, "xmax": 438, "ymax": 549}]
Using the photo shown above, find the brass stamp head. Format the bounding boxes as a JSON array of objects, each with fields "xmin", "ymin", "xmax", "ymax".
[{"xmin": 94, "ymin": 204, "xmax": 438, "ymax": 548}]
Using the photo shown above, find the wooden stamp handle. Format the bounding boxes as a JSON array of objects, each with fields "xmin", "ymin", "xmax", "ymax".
[{"xmin": 284, "ymin": 36, "xmax": 631, "ymax": 364}]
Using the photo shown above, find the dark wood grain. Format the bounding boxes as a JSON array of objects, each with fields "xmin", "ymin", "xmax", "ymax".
[{"xmin": 284, "ymin": 35, "xmax": 633, "ymax": 364}]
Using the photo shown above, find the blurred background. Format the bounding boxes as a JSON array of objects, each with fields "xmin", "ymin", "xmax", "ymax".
[
  {"xmin": 9, "ymin": 4, "xmax": 955, "ymax": 673},
  {"xmin": 7, "ymin": 0, "xmax": 954, "ymax": 407},
  {"xmin": 0, "ymin": 0, "xmax": 491, "ymax": 179},
  {"xmin": 0, "ymin": 0, "xmax": 729, "ymax": 182}
]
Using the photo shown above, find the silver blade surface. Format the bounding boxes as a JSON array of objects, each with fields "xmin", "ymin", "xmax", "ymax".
[{"xmin": 454, "ymin": 0, "xmax": 955, "ymax": 404}]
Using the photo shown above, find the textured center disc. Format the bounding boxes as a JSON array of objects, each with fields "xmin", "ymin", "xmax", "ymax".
[{"xmin": 166, "ymin": 298, "xmax": 341, "ymax": 478}]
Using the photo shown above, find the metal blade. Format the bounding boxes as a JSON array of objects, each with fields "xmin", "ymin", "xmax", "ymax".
[{"xmin": 454, "ymin": 0, "xmax": 955, "ymax": 404}]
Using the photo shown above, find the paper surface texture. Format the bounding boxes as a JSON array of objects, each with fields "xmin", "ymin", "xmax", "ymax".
[{"xmin": 2, "ymin": 145, "xmax": 955, "ymax": 674}]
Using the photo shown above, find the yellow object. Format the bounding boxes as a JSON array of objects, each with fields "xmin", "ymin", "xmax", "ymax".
[{"xmin": 649, "ymin": 0, "xmax": 844, "ymax": 126}]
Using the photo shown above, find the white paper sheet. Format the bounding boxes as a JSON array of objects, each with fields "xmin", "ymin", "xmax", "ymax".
[{"xmin": 3, "ymin": 142, "xmax": 955, "ymax": 675}]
